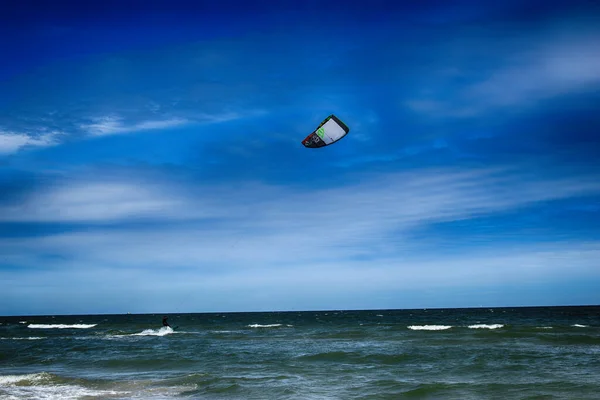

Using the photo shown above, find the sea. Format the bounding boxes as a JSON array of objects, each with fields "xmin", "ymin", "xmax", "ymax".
[{"xmin": 1, "ymin": 306, "xmax": 599, "ymax": 399}]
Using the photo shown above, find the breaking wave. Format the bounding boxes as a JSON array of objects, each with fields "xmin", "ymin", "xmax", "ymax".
[
  {"xmin": 408, "ymin": 325, "xmax": 452, "ymax": 331},
  {"xmin": 28, "ymin": 324, "xmax": 97, "ymax": 329},
  {"xmin": 468, "ymin": 324, "xmax": 504, "ymax": 329},
  {"xmin": 0, "ymin": 372, "xmax": 125, "ymax": 399},
  {"xmin": 131, "ymin": 326, "xmax": 175, "ymax": 336},
  {"xmin": 247, "ymin": 324, "xmax": 293, "ymax": 328}
]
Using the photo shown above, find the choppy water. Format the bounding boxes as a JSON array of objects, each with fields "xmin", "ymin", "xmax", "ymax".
[{"xmin": 1, "ymin": 306, "xmax": 599, "ymax": 399}]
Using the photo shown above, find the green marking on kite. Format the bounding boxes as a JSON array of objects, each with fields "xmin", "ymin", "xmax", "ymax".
[{"xmin": 317, "ymin": 127, "xmax": 325, "ymax": 139}]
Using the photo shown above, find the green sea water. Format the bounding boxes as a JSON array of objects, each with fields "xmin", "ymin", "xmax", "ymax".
[{"xmin": 1, "ymin": 306, "xmax": 599, "ymax": 399}]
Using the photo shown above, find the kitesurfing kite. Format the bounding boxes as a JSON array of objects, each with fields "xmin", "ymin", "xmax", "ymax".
[{"xmin": 301, "ymin": 114, "xmax": 350, "ymax": 148}]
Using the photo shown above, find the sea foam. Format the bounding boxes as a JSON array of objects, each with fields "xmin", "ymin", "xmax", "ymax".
[
  {"xmin": 132, "ymin": 326, "xmax": 174, "ymax": 336},
  {"xmin": 0, "ymin": 373, "xmax": 51, "ymax": 385},
  {"xmin": 408, "ymin": 325, "xmax": 452, "ymax": 331},
  {"xmin": 28, "ymin": 324, "xmax": 97, "ymax": 329},
  {"xmin": 0, "ymin": 372, "xmax": 123, "ymax": 399},
  {"xmin": 468, "ymin": 324, "xmax": 504, "ymax": 329}
]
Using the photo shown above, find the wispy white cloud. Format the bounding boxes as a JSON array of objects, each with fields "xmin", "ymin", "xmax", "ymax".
[
  {"xmin": 2, "ymin": 233, "xmax": 599, "ymax": 313},
  {"xmin": 1, "ymin": 167, "xmax": 599, "ymax": 275},
  {"xmin": 0, "ymin": 179, "xmax": 225, "ymax": 222},
  {"xmin": 81, "ymin": 116, "xmax": 189, "ymax": 136},
  {"xmin": 188, "ymin": 242, "xmax": 600, "ymax": 293},
  {"xmin": 0, "ymin": 130, "xmax": 61, "ymax": 154},
  {"xmin": 2, "ymin": 167, "xmax": 599, "ymax": 226},
  {"xmin": 465, "ymin": 35, "xmax": 600, "ymax": 109},
  {"xmin": 79, "ymin": 108, "xmax": 268, "ymax": 137},
  {"xmin": 0, "ymin": 107, "xmax": 267, "ymax": 156},
  {"xmin": 194, "ymin": 110, "xmax": 267, "ymax": 124},
  {"xmin": 405, "ymin": 26, "xmax": 600, "ymax": 117},
  {"xmin": 3, "ymin": 109, "xmax": 264, "ymax": 152}
]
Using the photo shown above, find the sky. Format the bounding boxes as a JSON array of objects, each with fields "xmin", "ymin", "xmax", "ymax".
[{"xmin": 1, "ymin": 0, "xmax": 599, "ymax": 316}]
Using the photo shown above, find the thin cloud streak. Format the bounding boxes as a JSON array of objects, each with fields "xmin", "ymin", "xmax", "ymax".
[
  {"xmin": 0, "ymin": 109, "xmax": 264, "ymax": 155},
  {"xmin": 2, "ymin": 167, "xmax": 599, "ymax": 226},
  {"xmin": 465, "ymin": 35, "xmax": 600, "ymax": 108},
  {"xmin": 81, "ymin": 116, "xmax": 189, "ymax": 136},
  {"xmin": 405, "ymin": 23, "xmax": 600, "ymax": 117},
  {"xmin": 0, "ymin": 131, "xmax": 61, "ymax": 154},
  {"xmin": 80, "ymin": 111, "xmax": 260, "ymax": 137},
  {"xmin": 2, "ymin": 240, "xmax": 599, "ymax": 314},
  {"xmin": 0, "ymin": 180, "xmax": 226, "ymax": 223},
  {"xmin": 1, "ymin": 167, "xmax": 599, "ymax": 272}
]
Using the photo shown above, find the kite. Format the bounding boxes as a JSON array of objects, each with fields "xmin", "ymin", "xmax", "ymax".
[{"xmin": 301, "ymin": 114, "xmax": 350, "ymax": 148}]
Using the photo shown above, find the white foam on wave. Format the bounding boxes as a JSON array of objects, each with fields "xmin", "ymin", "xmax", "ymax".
[
  {"xmin": 0, "ymin": 337, "xmax": 44, "ymax": 340},
  {"xmin": 247, "ymin": 324, "xmax": 293, "ymax": 328},
  {"xmin": 19, "ymin": 321, "xmax": 27, "ymax": 324},
  {"xmin": 28, "ymin": 324, "xmax": 97, "ymax": 329},
  {"xmin": 0, "ymin": 372, "xmax": 124, "ymax": 399},
  {"xmin": 572, "ymin": 324, "xmax": 588, "ymax": 328},
  {"xmin": 468, "ymin": 324, "xmax": 504, "ymax": 329},
  {"xmin": 0, "ymin": 373, "xmax": 49, "ymax": 385},
  {"xmin": 132, "ymin": 326, "xmax": 174, "ymax": 336},
  {"xmin": 408, "ymin": 325, "xmax": 452, "ymax": 331}
]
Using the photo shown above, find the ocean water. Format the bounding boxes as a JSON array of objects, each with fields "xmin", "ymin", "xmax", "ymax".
[{"xmin": 1, "ymin": 306, "xmax": 599, "ymax": 399}]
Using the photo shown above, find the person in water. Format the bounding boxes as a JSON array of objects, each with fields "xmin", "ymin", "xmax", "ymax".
[{"xmin": 162, "ymin": 316, "xmax": 171, "ymax": 328}]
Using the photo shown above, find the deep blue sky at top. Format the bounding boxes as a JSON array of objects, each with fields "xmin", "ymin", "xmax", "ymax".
[{"xmin": 0, "ymin": 0, "xmax": 599, "ymax": 315}]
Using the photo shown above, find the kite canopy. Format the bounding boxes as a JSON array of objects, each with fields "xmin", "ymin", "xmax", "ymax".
[{"xmin": 302, "ymin": 114, "xmax": 350, "ymax": 148}]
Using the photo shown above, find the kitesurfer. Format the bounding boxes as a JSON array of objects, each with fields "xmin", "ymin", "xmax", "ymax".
[{"xmin": 162, "ymin": 316, "xmax": 171, "ymax": 328}]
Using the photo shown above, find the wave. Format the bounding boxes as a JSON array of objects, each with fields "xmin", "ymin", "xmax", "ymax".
[
  {"xmin": 0, "ymin": 372, "xmax": 51, "ymax": 385},
  {"xmin": 28, "ymin": 324, "xmax": 97, "ymax": 329},
  {"xmin": 0, "ymin": 337, "xmax": 44, "ymax": 340},
  {"xmin": 406, "ymin": 324, "xmax": 592, "ymax": 332},
  {"xmin": 468, "ymin": 324, "xmax": 504, "ymax": 329},
  {"xmin": 131, "ymin": 326, "xmax": 174, "ymax": 336},
  {"xmin": 408, "ymin": 325, "xmax": 452, "ymax": 331},
  {"xmin": 247, "ymin": 324, "xmax": 293, "ymax": 328},
  {"xmin": 0, "ymin": 372, "xmax": 125, "ymax": 399}
]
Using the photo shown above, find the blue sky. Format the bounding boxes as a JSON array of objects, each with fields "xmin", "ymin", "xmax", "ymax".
[{"xmin": 1, "ymin": 0, "xmax": 599, "ymax": 315}]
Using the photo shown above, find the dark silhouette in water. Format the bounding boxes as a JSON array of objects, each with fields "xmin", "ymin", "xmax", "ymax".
[{"xmin": 162, "ymin": 316, "xmax": 170, "ymax": 328}]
